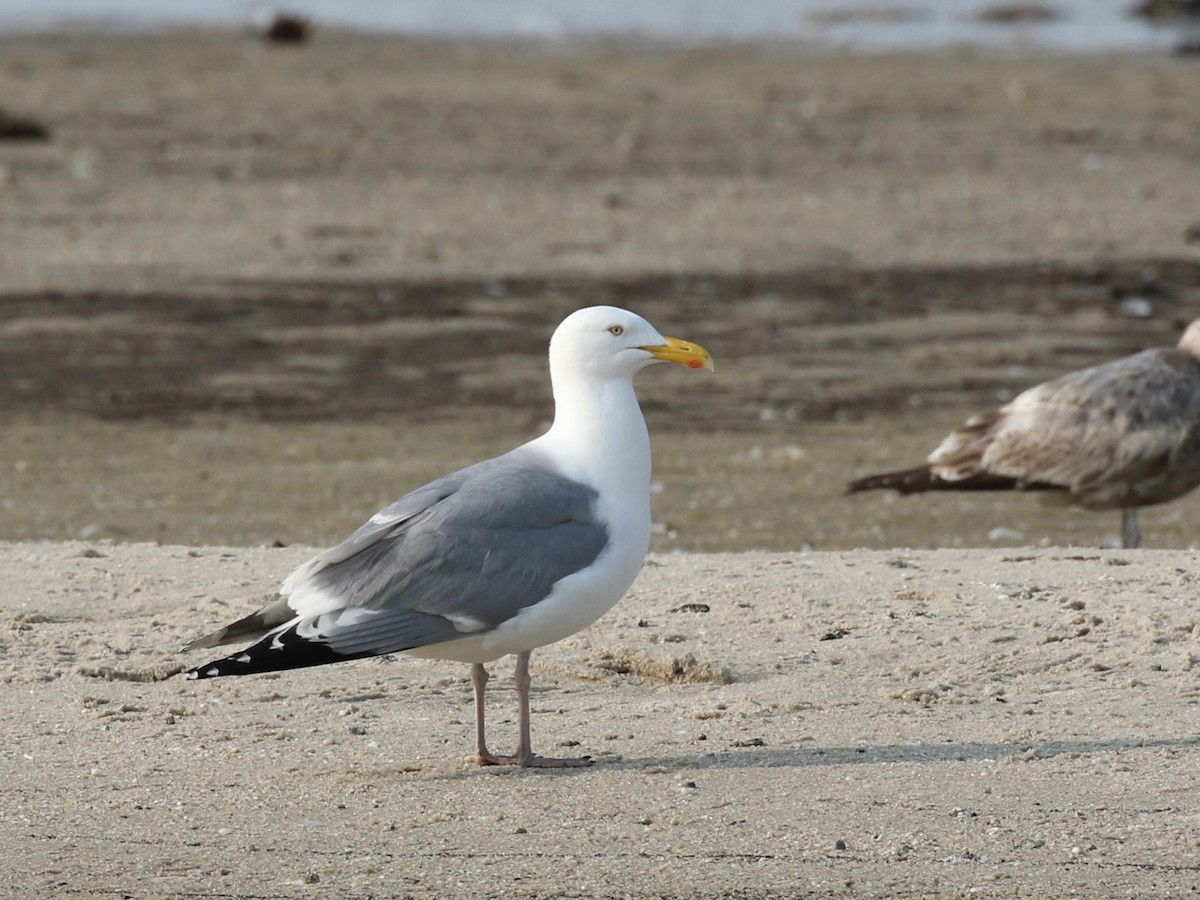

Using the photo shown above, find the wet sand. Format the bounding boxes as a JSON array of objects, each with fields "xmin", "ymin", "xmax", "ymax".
[
  {"xmin": 3, "ymin": 32, "xmax": 1200, "ymax": 552},
  {"xmin": 2, "ymin": 29, "xmax": 1200, "ymax": 898}
]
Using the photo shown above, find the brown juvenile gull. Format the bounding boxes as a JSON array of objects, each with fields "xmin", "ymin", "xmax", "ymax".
[
  {"xmin": 848, "ymin": 319, "xmax": 1200, "ymax": 549},
  {"xmin": 183, "ymin": 306, "xmax": 712, "ymax": 767}
]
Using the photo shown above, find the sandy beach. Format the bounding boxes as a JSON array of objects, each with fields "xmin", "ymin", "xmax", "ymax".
[
  {"xmin": 5, "ymin": 541, "xmax": 1200, "ymax": 898},
  {"xmin": 2, "ymin": 28, "xmax": 1200, "ymax": 898}
]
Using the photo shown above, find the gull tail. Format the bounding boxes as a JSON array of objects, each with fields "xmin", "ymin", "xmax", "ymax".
[{"xmin": 182, "ymin": 598, "xmax": 294, "ymax": 652}]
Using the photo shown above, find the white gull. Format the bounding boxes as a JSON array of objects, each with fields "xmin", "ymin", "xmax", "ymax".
[{"xmin": 183, "ymin": 305, "xmax": 712, "ymax": 767}]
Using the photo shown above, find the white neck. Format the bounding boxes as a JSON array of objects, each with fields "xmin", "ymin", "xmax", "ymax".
[{"xmin": 537, "ymin": 373, "xmax": 651, "ymax": 494}]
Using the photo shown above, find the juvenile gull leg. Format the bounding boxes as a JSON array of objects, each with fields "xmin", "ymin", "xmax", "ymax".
[
  {"xmin": 1120, "ymin": 509, "xmax": 1141, "ymax": 550},
  {"xmin": 474, "ymin": 652, "xmax": 592, "ymax": 768}
]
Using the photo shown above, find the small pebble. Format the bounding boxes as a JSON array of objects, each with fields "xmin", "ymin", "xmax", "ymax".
[
  {"xmin": 1119, "ymin": 296, "xmax": 1153, "ymax": 318},
  {"xmin": 988, "ymin": 526, "xmax": 1024, "ymax": 542}
]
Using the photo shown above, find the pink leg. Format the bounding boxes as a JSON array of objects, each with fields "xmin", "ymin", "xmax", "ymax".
[
  {"xmin": 471, "ymin": 662, "xmax": 495, "ymax": 764},
  {"xmin": 472, "ymin": 652, "xmax": 592, "ymax": 768}
]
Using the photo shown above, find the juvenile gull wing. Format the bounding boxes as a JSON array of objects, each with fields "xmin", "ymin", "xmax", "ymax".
[{"xmin": 932, "ymin": 347, "xmax": 1200, "ymax": 507}]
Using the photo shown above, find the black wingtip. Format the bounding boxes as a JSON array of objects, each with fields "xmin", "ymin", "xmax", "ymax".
[
  {"xmin": 185, "ymin": 660, "xmax": 234, "ymax": 680},
  {"xmin": 184, "ymin": 623, "xmax": 375, "ymax": 680}
]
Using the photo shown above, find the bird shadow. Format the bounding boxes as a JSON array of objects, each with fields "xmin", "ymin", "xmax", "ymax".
[
  {"xmin": 599, "ymin": 735, "xmax": 1199, "ymax": 773},
  {"xmin": 447, "ymin": 735, "xmax": 1198, "ymax": 778}
]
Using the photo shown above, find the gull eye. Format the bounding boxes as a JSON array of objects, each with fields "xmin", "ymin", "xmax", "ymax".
[{"xmin": 608, "ymin": 325, "xmax": 625, "ymax": 336}]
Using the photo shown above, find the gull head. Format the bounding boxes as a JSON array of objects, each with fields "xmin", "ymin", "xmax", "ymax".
[{"xmin": 549, "ymin": 306, "xmax": 713, "ymax": 382}]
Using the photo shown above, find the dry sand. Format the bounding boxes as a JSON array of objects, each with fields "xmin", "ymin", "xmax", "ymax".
[
  {"xmin": 5, "ymin": 541, "xmax": 1200, "ymax": 898},
  {"xmin": 3, "ymin": 29, "xmax": 1200, "ymax": 898}
]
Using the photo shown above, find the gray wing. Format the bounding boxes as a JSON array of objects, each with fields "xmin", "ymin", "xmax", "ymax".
[
  {"xmin": 285, "ymin": 449, "xmax": 610, "ymax": 643},
  {"xmin": 184, "ymin": 466, "xmax": 481, "ymax": 653},
  {"xmin": 933, "ymin": 348, "xmax": 1200, "ymax": 506},
  {"xmin": 284, "ymin": 472, "xmax": 475, "ymax": 581}
]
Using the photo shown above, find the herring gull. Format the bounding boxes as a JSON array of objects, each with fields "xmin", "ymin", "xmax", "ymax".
[
  {"xmin": 848, "ymin": 319, "xmax": 1200, "ymax": 549},
  {"xmin": 183, "ymin": 306, "xmax": 712, "ymax": 767}
]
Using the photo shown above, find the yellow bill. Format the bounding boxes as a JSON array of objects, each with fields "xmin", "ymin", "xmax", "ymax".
[{"xmin": 640, "ymin": 336, "xmax": 714, "ymax": 371}]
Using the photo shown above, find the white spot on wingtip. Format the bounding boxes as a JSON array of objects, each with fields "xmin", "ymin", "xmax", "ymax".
[{"xmin": 236, "ymin": 654, "xmax": 252, "ymax": 664}]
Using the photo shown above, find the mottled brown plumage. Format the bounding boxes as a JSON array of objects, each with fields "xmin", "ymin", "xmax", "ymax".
[{"xmin": 849, "ymin": 320, "xmax": 1200, "ymax": 548}]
